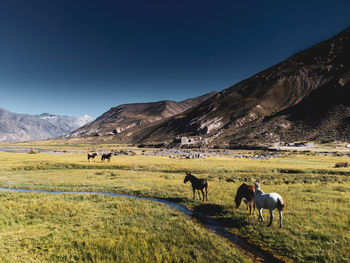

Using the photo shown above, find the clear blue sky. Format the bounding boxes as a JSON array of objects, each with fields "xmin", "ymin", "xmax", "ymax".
[{"xmin": 0, "ymin": 0, "xmax": 349, "ymax": 117}]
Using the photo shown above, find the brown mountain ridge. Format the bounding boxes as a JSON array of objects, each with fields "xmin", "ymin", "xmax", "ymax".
[
  {"xmin": 70, "ymin": 91, "xmax": 217, "ymax": 138},
  {"xmin": 127, "ymin": 26, "xmax": 350, "ymax": 146},
  {"xmin": 71, "ymin": 26, "xmax": 350, "ymax": 147}
]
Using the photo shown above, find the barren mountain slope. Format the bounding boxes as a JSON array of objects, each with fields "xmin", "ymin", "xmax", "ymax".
[
  {"xmin": 70, "ymin": 92, "xmax": 217, "ymax": 138},
  {"xmin": 130, "ymin": 27, "xmax": 350, "ymax": 146}
]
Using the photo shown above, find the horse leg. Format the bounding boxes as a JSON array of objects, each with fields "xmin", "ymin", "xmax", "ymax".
[
  {"xmin": 201, "ymin": 189, "xmax": 205, "ymax": 201},
  {"xmin": 248, "ymin": 202, "xmax": 252, "ymax": 215},
  {"xmin": 197, "ymin": 190, "xmax": 201, "ymax": 200},
  {"xmin": 268, "ymin": 209, "xmax": 274, "ymax": 227},
  {"xmin": 279, "ymin": 210, "xmax": 283, "ymax": 228},
  {"xmin": 258, "ymin": 208, "xmax": 263, "ymax": 222},
  {"xmin": 205, "ymin": 189, "xmax": 208, "ymax": 201},
  {"xmin": 193, "ymin": 189, "xmax": 195, "ymax": 200}
]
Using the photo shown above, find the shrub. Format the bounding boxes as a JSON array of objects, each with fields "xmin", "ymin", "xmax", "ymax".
[
  {"xmin": 28, "ymin": 149, "xmax": 39, "ymax": 154},
  {"xmin": 334, "ymin": 162, "xmax": 349, "ymax": 168}
]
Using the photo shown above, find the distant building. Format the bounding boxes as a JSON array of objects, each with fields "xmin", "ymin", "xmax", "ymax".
[{"xmin": 173, "ymin": 136, "xmax": 197, "ymax": 145}]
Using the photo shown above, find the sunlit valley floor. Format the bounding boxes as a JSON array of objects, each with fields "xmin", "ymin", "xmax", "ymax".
[{"xmin": 0, "ymin": 145, "xmax": 349, "ymax": 262}]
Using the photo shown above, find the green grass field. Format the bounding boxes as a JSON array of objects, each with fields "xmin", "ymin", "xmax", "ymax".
[
  {"xmin": 0, "ymin": 150, "xmax": 349, "ymax": 262},
  {"xmin": 0, "ymin": 192, "xmax": 249, "ymax": 263}
]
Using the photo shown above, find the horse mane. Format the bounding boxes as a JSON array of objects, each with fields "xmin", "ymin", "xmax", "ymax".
[
  {"xmin": 238, "ymin": 183, "xmax": 247, "ymax": 190},
  {"xmin": 238, "ymin": 183, "xmax": 254, "ymax": 192},
  {"xmin": 247, "ymin": 185, "xmax": 255, "ymax": 192},
  {"xmin": 186, "ymin": 172, "xmax": 196, "ymax": 179}
]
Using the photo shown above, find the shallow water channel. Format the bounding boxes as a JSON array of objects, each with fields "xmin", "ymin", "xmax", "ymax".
[
  {"xmin": 0, "ymin": 187, "xmax": 284, "ymax": 262},
  {"xmin": 0, "ymin": 148, "xmax": 56, "ymax": 153}
]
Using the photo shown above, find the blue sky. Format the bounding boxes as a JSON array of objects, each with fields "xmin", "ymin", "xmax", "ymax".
[{"xmin": 0, "ymin": 0, "xmax": 349, "ymax": 117}]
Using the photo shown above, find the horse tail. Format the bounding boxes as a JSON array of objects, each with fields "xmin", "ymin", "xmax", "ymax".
[{"xmin": 277, "ymin": 197, "xmax": 285, "ymax": 211}]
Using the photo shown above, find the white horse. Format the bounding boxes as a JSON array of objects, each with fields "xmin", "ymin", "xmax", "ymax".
[{"xmin": 254, "ymin": 181, "xmax": 285, "ymax": 228}]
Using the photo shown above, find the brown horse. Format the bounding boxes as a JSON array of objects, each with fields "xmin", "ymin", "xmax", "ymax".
[
  {"xmin": 235, "ymin": 183, "xmax": 255, "ymax": 215},
  {"xmin": 101, "ymin": 153, "xmax": 112, "ymax": 162},
  {"xmin": 184, "ymin": 172, "xmax": 209, "ymax": 201},
  {"xmin": 87, "ymin": 152, "xmax": 98, "ymax": 162}
]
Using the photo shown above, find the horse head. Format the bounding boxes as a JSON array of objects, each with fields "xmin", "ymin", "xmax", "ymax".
[
  {"xmin": 254, "ymin": 181, "xmax": 260, "ymax": 191},
  {"xmin": 235, "ymin": 183, "xmax": 247, "ymax": 208},
  {"xmin": 184, "ymin": 172, "xmax": 191, "ymax": 183}
]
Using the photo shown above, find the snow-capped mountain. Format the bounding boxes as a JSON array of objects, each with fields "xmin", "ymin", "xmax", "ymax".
[{"xmin": 0, "ymin": 108, "xmax": 94, "ymax": 142}]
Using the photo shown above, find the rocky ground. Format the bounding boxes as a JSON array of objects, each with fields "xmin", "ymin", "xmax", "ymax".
[{"xmin": 141, "ymin": 149, "xmax": 284, "ymax": 160}]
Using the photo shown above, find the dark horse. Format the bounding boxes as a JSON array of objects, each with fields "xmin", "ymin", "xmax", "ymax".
[
  {"xmin": 184, "ymin": 172, "xmax": 209, "ymax": 201},
  {"xmin": 87, "ymin": 152, "xmax": 98, "ymax": 162},
  {"xmin": 235, "ymin": 183, "xmax": 255, "ymax": 215},
  {"xmin": 101, "ymin": 153, "xmax": 112, "ymax": 162}
]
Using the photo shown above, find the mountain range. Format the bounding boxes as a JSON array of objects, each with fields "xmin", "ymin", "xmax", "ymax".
[
  {"xmin": 0, "ymin": 109, "xmax": 94, "ymax": 142},
  {"xmin": 70, "ymin": 91, "xmax": 217, "ymax": 138},
  {"xmin": 4, "ymin": 26, "xmax": 350, "ymax": 146},
  {"xmin": 100, "ymin": 26, "xmax": 349, "ymax": 147}
]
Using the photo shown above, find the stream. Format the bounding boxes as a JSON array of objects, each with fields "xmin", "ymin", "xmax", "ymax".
[
  {"xmin": 0, "ymin": 148, "xmax": 56, "ymax": 153},
  {"xmin": 0, "ymin": 187, "xmax": 284, "ymax": 263}
]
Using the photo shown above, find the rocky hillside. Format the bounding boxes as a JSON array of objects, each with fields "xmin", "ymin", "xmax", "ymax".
[
  {"xmin": 70, "ymin": 92, "xmax": 217, "ymax": 138},
  {"xmin": 128, "ymin": 26, "xmax": 350, "ymax": 146},
  {"xmin": 0, "ymin": 109, "xmax": 93, "ymax": 142}
]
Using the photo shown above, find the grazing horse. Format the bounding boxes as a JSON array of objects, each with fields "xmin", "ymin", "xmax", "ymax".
[
  {"xmin": 254, "ymin": 181, "xmax": 285, "ymax": 228},
  {"xmin": 87, "ymin": 152, "xmax": 98, "ymax": 162},
  {"xmin": 101, "ymin": 153, "xmax": 112, "ymax": 162},
  {"xmin": 235, "ymin": 183, "xmax": 255, "ymax": 215},
  {"xmin": 184, "ymin": 172, "xmax": 209, "ymax": 201}
]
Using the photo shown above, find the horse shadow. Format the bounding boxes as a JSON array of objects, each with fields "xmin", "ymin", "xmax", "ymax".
[
  {"xmin": 193, "ymin": 203, "xmax": 248, "ymax": 229},
  {"xmin": 222, "ymin": 215, "xmax": 249, "ymax": 229},
  {"xmin": 193, "ymin": 203, "xmax": 224, "ymax": 216},
  {"xmin": 165, "ymin": 197, "xmax": 188, "ymax": 203}
]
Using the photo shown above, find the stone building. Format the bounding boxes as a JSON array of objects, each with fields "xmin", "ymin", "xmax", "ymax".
[{"xmin": 173, "ymin": 136, "xmax": 197, "ymax": 145}]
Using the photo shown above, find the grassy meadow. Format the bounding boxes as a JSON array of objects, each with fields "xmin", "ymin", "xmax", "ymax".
[
  {"xmin": 0, "ymin": 149, "xmax": 349, "ymax": 262},
  {"xmin": 0, "ymin": 192, "xmax": 248, "ymax": 263}
]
